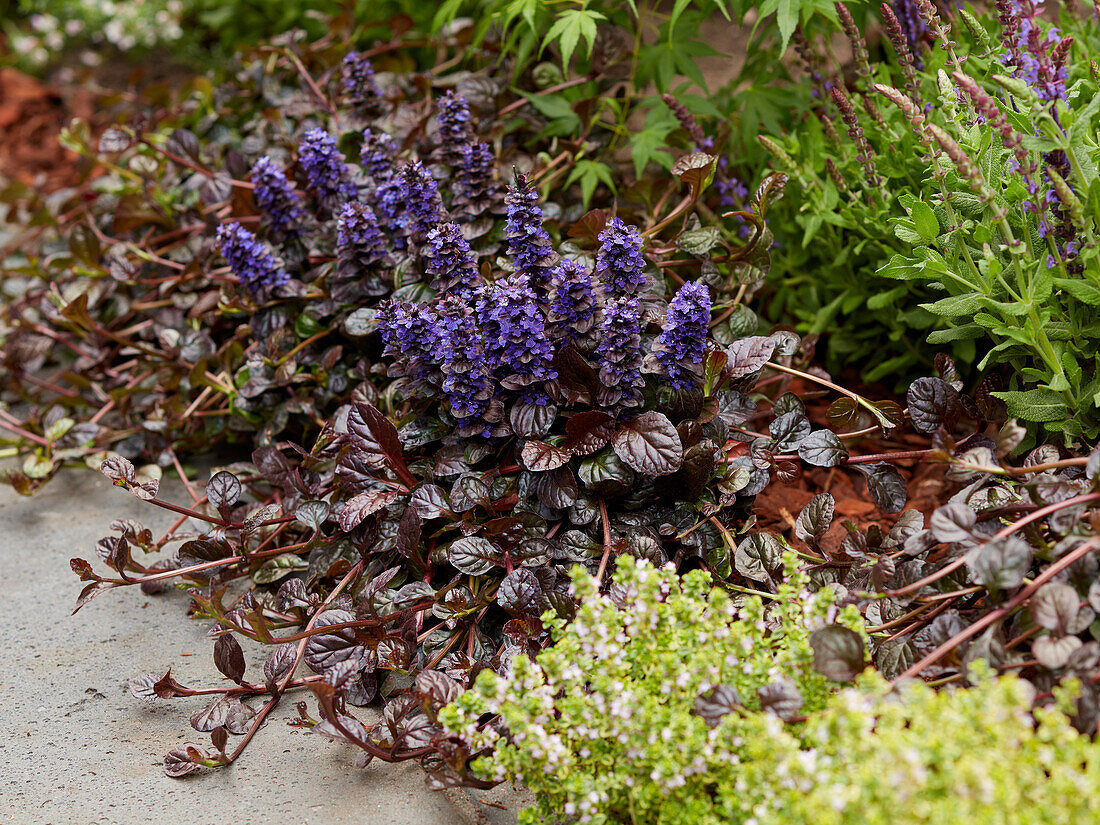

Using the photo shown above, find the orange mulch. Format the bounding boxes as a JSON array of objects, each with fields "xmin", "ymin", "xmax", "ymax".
[{"xmin": 0, "ymin": 67, "xmax": 96, "ymax": 191}]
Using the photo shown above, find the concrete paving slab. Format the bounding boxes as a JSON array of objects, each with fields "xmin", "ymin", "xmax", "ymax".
[{"xmin": 0, "ymin": 470, "xmax": 531, "ymax": 825}]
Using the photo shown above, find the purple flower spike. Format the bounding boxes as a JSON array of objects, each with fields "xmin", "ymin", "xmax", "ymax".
[
  {"xmin": 456, "ymin": 141, "xmax": 497, "ymax": 203},
  {"xmin": 426, "ymin": 222, "xmax": 479, "ymax": 299},
  {"xmin": 436, "ymin": 91, "xmax": 473, "ymax": 165},
  {"xmin": 505, "ymin": 172, "xmax": 555, "ymax": 292},
  {"xmin": 655, "ymin": 281, "xmax": 711, "ymax": 389},
  {"xmin": 360, "ymin": 128, "xmax": 397, "ymax": 184},
  {"xmin": 250, "ymin": 156, "xmax": 304, "ymax": 238},
  {"xmin": 400, "ymin": 161, "xmax": 443, "ymax": 239},
  {"xmin": 597, "ymin": 218, "xmax": 647, "ymax": 298},
  {"xmin": 436, "ymin": 296, "xmax": 495, "ymax": 435},
  {"xmin": 595, "ymin": 296, "xmax": 645, "ymax": 408},
  {"xmin": 377, "ymin": 299, "xmax": 439, "ymax": 382},
  {"xmin": 477, "ymin": 273, "xmax": 556, "ymax": 401},
  {"xmin": 547, "ymin": 258, "xmax": 596, "ymax": 341},
  {"xmin": 342, "ymin": 51, "xmax": 383, "ymax": 110},
  {"xmin": 216, "ymin": 222, "xmax": 288, "ymax": 294},
  {"xmin": 336, "ymin": 201, "xmax": 386, "ymax": 269},
  {"xmin": 299, "ymin": 128, "xmax": 357, "ymax": 209}
]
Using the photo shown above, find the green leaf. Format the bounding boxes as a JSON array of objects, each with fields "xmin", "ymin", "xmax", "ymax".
[
  {"xmin": 542, "ymin": 8, "xmax": 605, "ymax": 68},
  {"xmin": 921, "ymin": 294, "xmax": 986, "ymax": 317},
  {"xmin": 565, "ymin": 160, "xmax": 616, "ymax": 209},
  {"xmin": 910, "ymin": 201, "xmax": 940, "ymax": 241},
  {"xmin": 990, "ymin": 389, "xmax": 1068, "ymax": 422},
  {"xmin": 519, "ymin": 92, "xmax": 582, "ymax": 137},
  {"xmin": 1055, "ymin": 278, "xmax": 1100, "ymax": 307}
]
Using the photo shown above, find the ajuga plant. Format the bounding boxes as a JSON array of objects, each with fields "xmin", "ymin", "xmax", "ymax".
[
  {"xmin": 66, "ymin": 159, "xmax": 933, "ymax": 778},
  {"xmin": 0, "ymin": 16, "xmax": 786, "ymax": 495},
  {"xmin": 444, "ymin": 556, "xmax": 1100, "ymax": 824},
  {"xmin": 757, "ymin": 0, "xmax": 1100, "ymax": 439},
  {"xmin": 53, "ymin": 106, "xmax": 945, "ymax": 777}
]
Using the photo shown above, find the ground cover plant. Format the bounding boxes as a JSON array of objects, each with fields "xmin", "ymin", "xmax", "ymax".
[
  {"xmin": 753, "ymin": 0, "xmax": 1100, "ymax": 438},
  {"xmin": 5, "ymin": 3, "xmax": 1100, "ymax": 822},
  {"xmin": 444, "ymin": 556, "xmax": 1100, "ymax": 824},
  {"xmin": 0, "ymin": 2, "xmax": 772, "ymax": 493}
]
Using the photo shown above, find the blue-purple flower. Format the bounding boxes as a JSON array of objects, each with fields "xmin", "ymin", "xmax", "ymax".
[
  {"xmin": 436, "ymin": 91, "xmax": 473, "ymax": 164},
  {"xmin": 597, "ymin": 218, "xmax": 647, "ymax": 298},
  {"xmin": 436, "ymin": 296, "xmax": 495, "ymax": 435},
  {"xmin": 400, "ymin": 161, "xmax": 443, "ymax": 239},
  {"xmin": 250, "ymin": 156, "xmax": 304, "ymax": 238},
  {"xmin": 299, "ymin": 128, "xmax": 357, "ymax": 210},
  {"xmin": 456, "ymin": 141, "xmax": 497, "ymax": 204},
  {"xmin": 892, "ymin": 0, "xmax": 927, "ymax": 66},
  {"xmin": 426, "ymin": 222, "xmax": 479, "ymax": 299},
  {"xmin": 336, "ymin": 201, "xmax": 386, "ymax": 269},
  {"xmin": 654, "ymin": 281, "xmax": 711, "ymax": 389},
  {"xmin": 377, "ymin": 299, "xmax": 439, "ymax": 382},
  {"xmin": 547, "ymin": 258, "xmax": 596, "ymax": 341},
  {"xmin": 216, "ymin": 222, "xmax": 288, "ymax": 293},
  {"xmin": 505, "ymin": 172, "xmax": 555, "ymax": 292},
  {"xmin": 373, "ymin": 176, "xmax": 407, "ymax": 246},
  {"xmin": 996, "ymin": 0, "xmax": 1067, "ymax": 104},
  {"xmin": 360, "ymin": 128, "xmax": 397, "ymax": 183},
  {"xmin": 342, "ymin": 51, "xmax": 383, "ymax": 110},
  {"xmin": 477, "ymin": 274, "xmax": 557, "ymax": 399},
  {"xmin": 595, "ymin": 296, "xmax": 644, "ymax": 407}
]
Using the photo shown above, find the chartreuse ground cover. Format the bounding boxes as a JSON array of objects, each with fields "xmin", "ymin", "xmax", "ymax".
[{"xmin": 1, "ymin": 0, "xmax": 1100, "ymax": 823}]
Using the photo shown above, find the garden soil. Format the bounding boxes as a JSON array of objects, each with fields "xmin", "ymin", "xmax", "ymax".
[{"xmin": 0, "ymin": 470, "xmax": 530, "ymax": 825}]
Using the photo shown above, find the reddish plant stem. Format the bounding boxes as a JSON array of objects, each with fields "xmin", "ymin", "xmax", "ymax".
[
  {"xmin": 497, "ymin": 74, "xmax": 595, "ymax": 117},
  {"xmin": 896, "ymin": 537, "xmax": 1100, "ymax": 681},
  {"xmin": 225, "ymin": 560, "xmax": 364, "ymax": 765},
  {"xmin": 596, "ymin": 499, "xmax": 613, "ymax": 584}
]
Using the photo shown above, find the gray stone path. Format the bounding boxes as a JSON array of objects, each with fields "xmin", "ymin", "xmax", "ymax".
[{"xmin": 0, "ymin": 470, "xmax": 529, "ymax": 824}]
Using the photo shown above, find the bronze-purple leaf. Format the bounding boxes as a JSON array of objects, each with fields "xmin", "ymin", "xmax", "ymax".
[
  {"xmin": 810, "ymin": 625, "xmax": 865, "ymax": 682},
  {"xmin": 206, "ymin": 470, "xmax": 242, "ymax": 515},
  {"xmin": 561, "ymin": 410, "xmax": 616, "ymax": 456},
  {"xmin": 164, "ymin": 745, "xmax": 202, "ymax": 777},
  {"xmin": 72, "ymin": 580, "xmax": 117, "ymax": 615},
  {"xmin": 907, "ymin": 377, "xmax": 961, "ymax": 434},
  {"xmin": 214, "ymin": 634, "xmax": 246, "ymax": 683},
  {"xmin": 611, "ymin": 412, "xmax": 683, "ymax": 477},
  {"xmin": 853, "ymin": 462, "xmax": 908, "ymax": 512},
  {"xmin": 520, "ymin": 440, "xmax": 571, "ymax": 472},
  {"xmin": 694, "ymin": 685, "xmax": 740, "ymax": 728},
  {"xmin": 724, "ymin": 336, "xmax": 776, "ymax": 379},
  {"xmin": 339, "ymin": 489, "xmax": 401, "ymax": 531}
]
